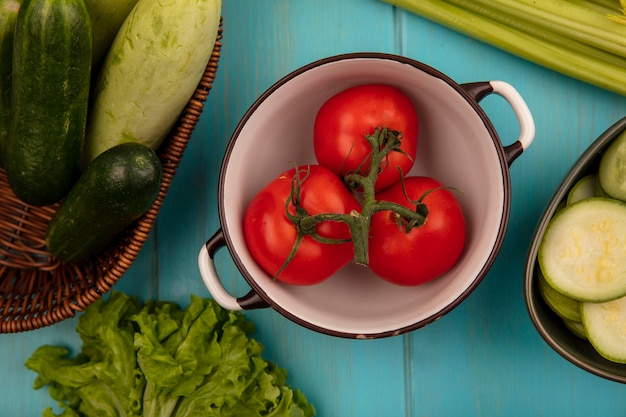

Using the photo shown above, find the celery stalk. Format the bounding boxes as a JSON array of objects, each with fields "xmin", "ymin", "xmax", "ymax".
[
  {"xmin": 447, "ymin": 0, "xmax": 626, "ymax": 57},
  {"xmin": 443, "ymin": 0, "xmax": 626, "ymax": 68},
  {"xmin": 382, "ymin": 0, "xmax": 626, "ymax": 97}
]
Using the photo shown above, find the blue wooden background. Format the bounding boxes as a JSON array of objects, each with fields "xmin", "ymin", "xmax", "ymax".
[{"xmin": 4, "ymin": 0, "xmax": 626, "ymax": 415}]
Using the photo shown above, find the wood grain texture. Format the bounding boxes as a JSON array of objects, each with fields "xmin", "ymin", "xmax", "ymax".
[{"xmin": 3, "ymin": 0, "xmax": 626, "ymax": 415}]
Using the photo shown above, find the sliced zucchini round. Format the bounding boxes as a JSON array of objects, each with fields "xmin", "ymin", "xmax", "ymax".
[
  {"xmin": 537, "ymin": 268, "xmax": 582, "ymax": 322},
  {"xmin": 539, "ymin": 197, "xmax": 626, "ymax": 302},
  {"xmin": 582, "ymin": 296, "xmax": 626, "ymax": 363},
  {"xmin": 599, "ymin": 130, "xmax": 626, "ymax": 202},
  {"xmin": 567, "ymin": 174, "xmax": 598, "ymax": 205}
]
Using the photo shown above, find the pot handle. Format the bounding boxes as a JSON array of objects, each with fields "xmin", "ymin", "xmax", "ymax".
[
  {"xmin": 198, "ymin": 229, "xmax": 270, "ymax": 311},
  {"xmin": 462, "ymin": 81, "xmax": 535, "ymax": 167}
]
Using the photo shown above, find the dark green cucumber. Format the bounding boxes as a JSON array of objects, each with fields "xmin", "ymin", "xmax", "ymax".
[
  {"xmin": 5, "ymin": 0, "xmax": 92, "ymax": 206},
  {"xmin": 0, "ymin": 0, "xmax": 21, "ymax": 167},
  {"xmin": 46, "ymin": 142, "xmax": 162, "ymax": 263}
]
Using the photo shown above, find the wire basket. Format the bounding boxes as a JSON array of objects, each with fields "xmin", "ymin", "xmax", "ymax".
[{"xmin": 0, "ymin": 21, "xmax": 223, "ymax": 333}]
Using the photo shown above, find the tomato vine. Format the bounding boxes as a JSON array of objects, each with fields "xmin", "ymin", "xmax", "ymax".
[{"xmin": 283, "ymin": 126, "xmax": 429, "ymax": 268}]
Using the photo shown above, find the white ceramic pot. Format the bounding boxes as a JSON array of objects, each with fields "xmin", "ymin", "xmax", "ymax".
[{"xmin": 198, "ymin": 53, "xmax": 535, "ymax": 339}]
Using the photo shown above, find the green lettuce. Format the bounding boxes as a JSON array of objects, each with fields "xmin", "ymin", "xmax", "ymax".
[{"xmin": 25, "ymin": 291, "xmax": 316, "ymax": 417}]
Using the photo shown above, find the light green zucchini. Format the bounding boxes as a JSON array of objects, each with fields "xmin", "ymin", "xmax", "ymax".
[
  {"xmin": 598, "ymin": 129, "xmax": 626, "ymax": 202},
  {"xmin": 582, "ymin": 296, "xmax": 626, "ymax": 363},
  {"xmin": 83, "ymin": 0, "xmax": 222, "ymax": 166},
  {"xmin": 539, "ymin": 197, "xmax": 626, "ymax": 303},
  {"xmin": 566, "ymin": 174, "xmax": 598, "ymax": 205},
  {"xmin": 537, "ymin": 268, "xmax": 581, "ymax": 322}
]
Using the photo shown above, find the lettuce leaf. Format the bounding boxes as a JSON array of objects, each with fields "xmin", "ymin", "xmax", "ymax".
[{"xmin": 25, "ymin": 291, "xmax": 315, "ymax": 417}]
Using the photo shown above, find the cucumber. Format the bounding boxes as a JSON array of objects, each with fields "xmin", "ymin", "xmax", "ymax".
[
  {"xmin": 537, "ymin": 268, "xmax": 582, "ymax": 322},
  {"xmin": 46, "ymin": 142, "xmax": 162, "ymax": 262},
  {"xmin": 0, "ymin": 0, "xmax": 21, "ymax": 167},
  {"xmin": 582, "ymin": 296, "xmax": 626, "ymax": 363},
  {"xmin": 82, "ymin": 0, "xmax": 138, "ymax": 70},
  {"xmin": 598, "ymin": 129, "xmax": 626, "ymax": 202},
  {"xmin": 5, "ymin": 0, "xmax": 92, "ymax": 206},
  {"xmin": 83, "ymin": 0, "xmax": 222, "ymax": 165},
  {"xmin": 566, "ymin": 174, "xmax": 598, "ymax": 205},
  {"xmin": 538, "ymin": 197, "xmax": 626, "ymax": 302}
]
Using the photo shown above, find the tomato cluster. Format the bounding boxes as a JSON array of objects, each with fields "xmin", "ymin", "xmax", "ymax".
[{"xmin": 243, "ymin": 84, "xmax": 466, "ymax": 286}]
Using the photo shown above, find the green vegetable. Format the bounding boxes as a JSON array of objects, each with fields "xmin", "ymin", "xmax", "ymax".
[
  {"xmin": 381, "ymin": 0, "xmax": 626, "ymax": 97},
  {"xmin": 83, "ymin": 0, "xmax": 222, "ymax": 165},
  {"xmin": 566, "ymin": 175, "xmax": 599, "ymax": 205},
  {"xmin": 598, "ymin": 129, "xmax": 626, "ymax": 201},
  {"xmin": 538, "ymin": 263, "xmax": 587, "ymax": 340},
  {"xmin": 0, "ymin": 0, "xmax": 21, "ymax": 167},
  {"xmin": 83, "ymin": 0, "xmax": 139, "ymax": 70},
  {"xmin": 538, "ymin": 197, "xmax": 626, "ymax": 302},
  {"xmin": 46, "ymin": 142, "xmax": 162, "ymax": 262},
  {"xmin": 582, "ymin": 295, "xmax": 626, "ymax": 363},
  {"xmin": 25, "ymin": 291, "xmax": 316, "ymax": 417},
  {"xmin": 537, "ymin": 269, "xmax": 582, "ymax": 322},
  {"xmin": 5, "ymin": 0, "xmax": 92, "ymax": 206}
]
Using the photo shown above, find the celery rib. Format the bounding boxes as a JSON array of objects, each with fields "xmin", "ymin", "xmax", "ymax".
[
  {"xmin": 382, "ymin": 0, "xmax": 626, "ymax": 97},
  {"xmin": 448, "ymin": 0, "xmax": 626, "ymax": 58},
  {"xmin": 443, "ymin": 0, "xmax": 626, "ymax": 67}
]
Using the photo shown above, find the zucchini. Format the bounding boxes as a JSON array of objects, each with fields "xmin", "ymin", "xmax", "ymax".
[
  {"xmin": 82, "ymin": 0, "xmax": 138, "ymax": 70},
  {"xmin": 538, "ymin": 197, "xmax": 626, "ymax": 302},
  {"xmin": 537, "ymin": 268, "xmax": 581, "ymax": 322},
  {"xmin": 0, "ymin": 0, "xmax": 21, "ymax": 167},
  {"xmin": 83, "ymin": 0, "xmax": 222, "ymax": 165},
  {"xmin": 5, "ymin": 0, "xmax": 92, "ymax": 206},
  {"xmin": 598, "ymin": 129, "xmax": 626, "ymax": 202},
  {"xmin": 566, "ymin": 174, "xmax": 598, "ymax": 206},
  {"xmin": 582, "ymin": 296, "xmax": 626, "ymax": 363},
  {"xmin": 46, "ymin": 142, "xmax": 162, "ymax": 262}
]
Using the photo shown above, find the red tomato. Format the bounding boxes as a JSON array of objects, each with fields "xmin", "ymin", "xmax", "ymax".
[
  {"xmin": 368, "ymin": 176, "xmax": 466, "ymax": 286},
  {"xmin": 243, "ymin": 165, "xmax": 360, "ymax": 285},
  {"xmin": 313, "ymin": 84, "xmax": 418, "ymax": 190}
]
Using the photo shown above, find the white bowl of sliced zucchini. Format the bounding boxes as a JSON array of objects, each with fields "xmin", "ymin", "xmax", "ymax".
[{"xmin": 526, "ymin": 116, "xmax": 626, "ymax": 383}]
